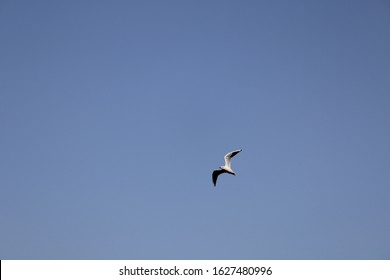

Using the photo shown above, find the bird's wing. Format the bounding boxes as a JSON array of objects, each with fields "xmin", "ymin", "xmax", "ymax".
[
  {"xmin": 212, "ymin": 169, "xmax": 226, "ymax": 187},
  {"xmin": 224, "ymin": 149, "xmax": 242, "ymax": 168}
]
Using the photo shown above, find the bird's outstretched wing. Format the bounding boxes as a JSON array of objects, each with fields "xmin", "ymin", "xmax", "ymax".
[
  {"xmin": 224, "ymin": 149, "xmax": 242, "ymax": 168},
  {"xmin": 212, "ymin": 169, "xmax": 227, "ymax": 187}
]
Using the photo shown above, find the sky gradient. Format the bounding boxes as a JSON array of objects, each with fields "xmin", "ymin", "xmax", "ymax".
[{"xmin": 1, "ymin": 0, "xmax": 390, "ymax": 259}]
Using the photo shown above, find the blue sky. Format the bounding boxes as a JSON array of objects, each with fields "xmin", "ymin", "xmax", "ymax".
[{"xmin": 1, "ymin": 0, "xmax": 389, "ymax": 259}]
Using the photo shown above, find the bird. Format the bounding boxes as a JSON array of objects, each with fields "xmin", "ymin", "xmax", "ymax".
[{"xmin": 212, "ymin": 149, "xmax": 242, "ymax": 186}]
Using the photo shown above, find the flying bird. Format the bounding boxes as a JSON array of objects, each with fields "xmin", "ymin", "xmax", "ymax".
[{"xmin": 212, "ymin": 149, "xmax": 242, "ymax": 186}]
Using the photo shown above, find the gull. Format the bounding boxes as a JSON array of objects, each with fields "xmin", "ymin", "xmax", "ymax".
[{"xmin": 212, "ymin": 149, "xmax": 242, "ymax": 186}]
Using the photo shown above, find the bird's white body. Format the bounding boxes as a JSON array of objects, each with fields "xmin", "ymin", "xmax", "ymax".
[{"xmin": 219, "ymin": 165, "xmax": 235, "ymax": 175}]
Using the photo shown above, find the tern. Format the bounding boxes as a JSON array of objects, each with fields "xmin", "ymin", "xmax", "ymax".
[{"xmin": 212, "ymin": 149, "xmax": 242, "ymax": 186}]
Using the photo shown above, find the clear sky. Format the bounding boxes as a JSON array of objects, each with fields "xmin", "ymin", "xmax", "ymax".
[{"xmin": 1, "ymin": 0, "xmax": 389, "ymax": 260}]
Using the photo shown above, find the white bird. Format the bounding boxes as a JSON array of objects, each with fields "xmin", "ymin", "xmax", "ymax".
[{"xmin": 212, "ymin": 149, "xmax": 242, "ymax": 186}]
